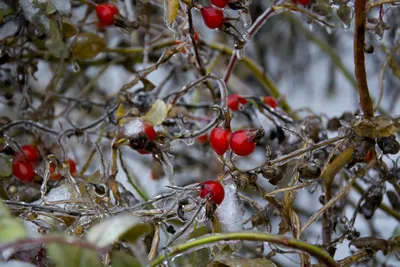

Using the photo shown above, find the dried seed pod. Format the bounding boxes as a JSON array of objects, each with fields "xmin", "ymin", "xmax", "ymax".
[
  {"xmin": 327, "ymin": 117, "xmax": 341, "ymax": 131},
  {"xmin": 359, "ymin": 184, "xmax": 386, "ymax": 220},
  {"xmin": 352, "ymin": 136, "xmax": 375, "ymax": 162},
  {"xmin": 261, "ymin": 166, "xmax": 283, "ymax": 185},
  {"xmin": 377, "ymin": 135, "xmax": 400, "ymax": 155},
  {"xmin": 298, "ymin": 163, "xmax": 321, "ymax": 180},
  {"xmin": 270, "ymin": 126, "xmax": 285, "ymax": 144}
]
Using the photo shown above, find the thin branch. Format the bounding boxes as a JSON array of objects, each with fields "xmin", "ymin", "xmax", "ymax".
[{"xmin": 354, "ymin": 0, "xmax": 374, "ymax": 118}]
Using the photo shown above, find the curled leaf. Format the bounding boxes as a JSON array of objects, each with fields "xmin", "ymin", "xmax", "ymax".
[
  {"xmin": 87, "ymin": 213, "xmax": 152, "ymax": 248},
  {"xmin": 141, "ymin": 99, "xmax": 168, "ymax": 126}
]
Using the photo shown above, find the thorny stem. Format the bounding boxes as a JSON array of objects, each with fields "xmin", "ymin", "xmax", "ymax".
[
  {"xmin": 151, "ymin": 232, "xmax": 338, "ymax": 267},
  {"xmin": 354, "ymin": 0, "xmax": 374, "ymax": 118}
]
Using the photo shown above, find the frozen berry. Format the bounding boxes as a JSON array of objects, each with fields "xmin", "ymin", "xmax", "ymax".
[
  {"xmin": 200, "ymin": 180, "xmax": 225, "ymax": 205},
  {"xmin": 228, "ymin": 94, "xmax": 248, "ymax": 111},
  {"xmin": 15, "ymin": 145, "xmax": 40, "ymax": 163},
  {"xmin": 211, "ymin": 0, "xmax": 228, "ymax": 8},
  {"xmin": 210, "ymin": 126, "xmax": 231, "ymax": 155},
  {"xmin": 230, "ymin": 129, "xmax": 263, "ymax": 156},
  {"xmin": 50, "ymin": 159, "xmax": 77, "ymax": 181},
  {"xmin": 262, "ymin": 96, "xmax": 277, "ymax": 109},
  {"xmin": 364, "ymin": 149, "xmax": 376, "ymax": 163},
  {"xmin": 96, "ymin": 3, "xmax": 119, "ymax": 26},
  {"xmin": 200, "ymin": 6, "xmax": 224, "ymax": 29},
  {"xmin": 196, "ymin": 134, "xmax": 209, "ymax": 144},
  {"xmin": 144, "ymin": 124, "xmax": 157, "ymax": 141},
  {"xmin": 296, "ymin": 0, "xmax": 312, "ymax": 5},
  {"xmin": 12, "ymin": 160, "xmax": 35, "ymax": 182}
]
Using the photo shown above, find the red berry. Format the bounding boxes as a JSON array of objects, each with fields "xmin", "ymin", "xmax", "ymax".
[
  {"xmin": 67, "ymin": 159, "xmax": 77, "ymax": 174},
  {"xmin": 209, "ymin": 127, "xmax": 231, "ymax": 155},
  {"xmin": 263, "ymin": 96, "xmax": 277, "ymax": 109},
  {"xmin": 200, "ymin": 7, "xmax": 224, "ymax": 29},
  {"xmin": 200, "ymin": 181, "xmax": 225, "ymax": 205},
  {"xmin": 211, "ymin": 0, "xmax": 228, "ymax": 8},
  {"xmin": 96, "ymin": 3, "xmax": 119, "ymax": 26},
  {"xmin": 196, "ymin": 134, "xmax": 209, "ymax": 144},
  {"xmin": 230, "ymin": 130, "xmax": 257, "ymax": 156},
  {"xmin": 364, "ymin": 149, "xmax": 376, "ymax": 163},
  {"xmin": 50, "ymin": 158, "xmax": 77, "ymax": 181},
  {"xmin": 296, "ymin": 0, "xmax": 312, "ymax": 5},
  {"xmin": 12, "ymin": 160, "xmax": 35, "ymax": 182},
  {"xmin": 15, "ymin": 145, "xmax": 40, "ymax": 163},
  {"xmin": 228, "ymin": 94, "xmax": 248, "ymax": 111},
  {"xmin": 144, "ymin": 124, "xmax": 157, "ymax": 141}
]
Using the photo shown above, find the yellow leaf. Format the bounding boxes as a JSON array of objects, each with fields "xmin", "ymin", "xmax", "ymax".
[
  {"xmin": 116, "ymin": 104, "xmax": 126, "ymax": 125},
  {"xmin": 166, "ymin": 0, "xmax": 179, "ymax": 24},
  {"xmin": 142, "ymin": 99, "xmax": 168, "ymax": 126}
]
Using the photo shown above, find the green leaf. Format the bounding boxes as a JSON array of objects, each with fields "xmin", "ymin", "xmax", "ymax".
[
  {"xmin": 337, "ymin": 5, "xmax": 353, "ymax": 28},
  {"xmin": 166, "ymin": 0, "xmax": 179, "ymax": 24},
  {"xmin": 0, "ymin": 218, "xmax": 26, "ymax": 242},
  {"xmin": 62, "ymin": 18, "xmax": 76, "ymax": 39},
  {"xmin": 45, "ymin": 20, "xmax": 69, "ymax": 58},
  {"xmin": 207, "ymin": 252, "xmax": 277, "ymax": 267},
  {"xmin": 0, "ymin": 156, "xmax": 12, "ymax": 178},
  {"xmin": 141, "ymin": 99, "xmax": 168, "ymax": 126},
  {"xmin": 71, "ymin": 32, "xmax": 106, "ymax": 60},
  {"xmin": 0, "ymin": 2, "xmax": 13, "ymax": 23},
  {"xmin": 87, "ymin": 213, "xmax": 152, "ymax": 248},
  {"xmin": 110, "ymin": 251, "xmax": 141, "ymax": 267},
  {"xmin": 47, "ymin": 243, "xmax": 102, "ymax": 267},
  {"xmin": 312, "ymin": 0, "xmax": 333, "ymax": 17}
]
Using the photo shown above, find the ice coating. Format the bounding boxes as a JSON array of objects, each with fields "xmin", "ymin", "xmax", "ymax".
[
  {"xmin": 215, "ymin": 178, "xmax": 245, "ymax": 232},
  {"xmin": 119, "ymin": 118, "xmax": 145, "ymax": 139}
]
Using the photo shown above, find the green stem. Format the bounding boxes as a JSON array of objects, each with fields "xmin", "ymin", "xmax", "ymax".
[{"xmin": 150, "ymin": 232, "xmax": 338, "ymax": 267}]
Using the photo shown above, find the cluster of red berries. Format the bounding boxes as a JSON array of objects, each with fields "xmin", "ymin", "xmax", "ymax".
[
  {"xmin": 227, "ymin": 94, "xmax": 278, "ymax": 111},
  {"xmin": 200, "ymin": 180, "xmax": 225, "ymax": 205},
  {"xmin": 11, "ymin": 145, "xmax": 77, "ymax": 183},
  {"xmin": 209, "ymin": 126, "xmax": 264, "ymax": 156},
  {"xmin": 96, "ymin": 3, "xmax": 119, "ymax": 27}
]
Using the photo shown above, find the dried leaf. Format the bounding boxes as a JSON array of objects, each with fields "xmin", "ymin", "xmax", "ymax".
[
  {"xmin": 351, "ymin": 115, "xmax": 400, "ymax": 139},
  {"xmin": 166, "ymin": 0, "xmax": 179, "ymax": 24},
  {"xmin": 141, "ymin": 99, "xmax": 168, "ymax": 126},
  {"xmin": 71, "ymin": 32, "xmax": 106, "ymax": 60}
]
